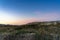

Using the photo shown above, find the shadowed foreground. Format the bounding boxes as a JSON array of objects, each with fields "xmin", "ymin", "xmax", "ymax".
[{"xmin": 0, "ymin": 21, "xmax": 60, "ymax": 40}]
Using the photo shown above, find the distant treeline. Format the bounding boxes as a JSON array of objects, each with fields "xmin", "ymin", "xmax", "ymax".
[
  {"xmin": 0, "ymin": 21, "xmax": 60, "ymax": 33},
  {"xmin": 0, "ymin": 21, "xmax": 60, "ymax": 27}
]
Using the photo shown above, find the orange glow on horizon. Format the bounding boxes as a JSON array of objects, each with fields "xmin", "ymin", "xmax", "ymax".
[{"xmin": 0, "ymin": 18, "xmax": 37, "ymax": 25}]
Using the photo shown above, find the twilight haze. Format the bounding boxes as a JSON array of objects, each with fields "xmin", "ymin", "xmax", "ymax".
[{"xmin": 0, "ymin": 0, "xmax": 60, "ymax": 25}]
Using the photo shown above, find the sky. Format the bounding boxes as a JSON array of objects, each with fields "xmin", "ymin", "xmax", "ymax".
[{"xmin": 0, "ymin": 0, "xmax": 60, "ymax": 25}]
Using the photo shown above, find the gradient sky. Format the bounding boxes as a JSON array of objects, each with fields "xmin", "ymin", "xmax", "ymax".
[{"xmin": 0, "ymin": 0, "xmax": 60, "ymax": 25}]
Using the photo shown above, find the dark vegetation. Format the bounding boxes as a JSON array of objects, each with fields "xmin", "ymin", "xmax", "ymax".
[
  {"xmin": 0, "ymin": 21, "xmax": 60, "ymax": 34},
  {"xmin": 0, "ymin": 21, "xmax": 60, "ymax": 40}
]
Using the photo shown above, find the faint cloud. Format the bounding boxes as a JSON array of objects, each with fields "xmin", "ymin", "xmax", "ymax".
[
  {"xmin": 11, "ymin": 18, "xmax": 37, "ymax": 25},
  {"xmin": 38, "ymin": 12, "xmax": 60, "ymax": 21},
  {"xmin": 33, "ymin": 11, "xmax": 60, "ymax": 21}
]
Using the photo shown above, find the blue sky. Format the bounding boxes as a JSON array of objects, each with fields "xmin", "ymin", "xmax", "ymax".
[{"xmin": 0, "ymin": 0, "xmax": 60, "ymax": 24}]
